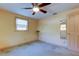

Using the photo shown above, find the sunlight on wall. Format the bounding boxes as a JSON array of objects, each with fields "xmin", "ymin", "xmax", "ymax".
[{"xmin": 0, "ymin": 9, "xmax": 38, "ymax": 49}]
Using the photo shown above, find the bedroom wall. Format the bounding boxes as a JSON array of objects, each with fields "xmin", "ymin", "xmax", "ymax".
[
  {"xmin": 38, "ymin": 8, "xmax": 79, "ymax": 47},
  {"xmin": 0, "ymin": 9, "xmax": 38, "ymax": 49},
  {"xmin": 38, "ymin": 15, "xmax": 67, "ymax": 47},
  {"xmin": 38, "ymin": 9, "xmax": 79, "ymax": 47}
]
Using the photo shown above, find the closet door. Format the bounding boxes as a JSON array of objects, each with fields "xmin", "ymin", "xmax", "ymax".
[
  {"xmin": 67, "ymin": 14, "xmax": 79, "ymax": 52},
  {"xmin": 74, "ymin": 15, "xmax": 79, "ymax": 51},
  {"xmin": 67, "ymin": 15, "xmax": 76, "ymax": 51}
]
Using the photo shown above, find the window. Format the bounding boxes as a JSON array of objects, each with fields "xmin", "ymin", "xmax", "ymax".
[
  {"xmin": 60, "ymin": 24, "xmax": 66, "ymax": 39},
  {"xmin": 60, "ymin": 24, "xmax": 66, "ymax": 31},
  {"xmin": 16, "ymin": 18, "xmax": 28, "ymax": 31}
]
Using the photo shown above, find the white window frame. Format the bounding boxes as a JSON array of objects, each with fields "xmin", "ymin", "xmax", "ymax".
[{"xmin": 16, "ymin": 18, "xmax": 28, "ymax": 31}]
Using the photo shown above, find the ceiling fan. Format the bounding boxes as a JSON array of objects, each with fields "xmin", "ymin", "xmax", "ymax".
[{"xmin": 23, "ymin": 3, "xmax": 51, "ymax": 15}]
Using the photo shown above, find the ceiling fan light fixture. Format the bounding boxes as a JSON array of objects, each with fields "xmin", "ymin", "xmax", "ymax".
[{"xmin": 33, "ymin": 7, "xmax": 39, "ymax": 12}]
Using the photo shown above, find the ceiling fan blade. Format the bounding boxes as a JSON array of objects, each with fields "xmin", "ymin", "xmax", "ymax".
[
  {"xmin": 32, "ymin": 3, "xmax": 38, "ymax": 6},
  {"xmin": 40, "ymin": 9, "xmax": 47, "ymax": 13},
  {"xmin": 32, "ymin": 12, "xmax": 35, "ymax": 15},
  {"xmin": 39, "ymin": 3, "xmax": 51, "ymax": 7},
  {"xmin": 35, "ymin": 3, "xmax": 38, "ymax": 6},
  {"xmin": 23, "ymin": 8, "xmax": 32, "ymax": 9},
  {"xmin": 32, "ymin": 3, "xmax": 35, "ymax": 7}
]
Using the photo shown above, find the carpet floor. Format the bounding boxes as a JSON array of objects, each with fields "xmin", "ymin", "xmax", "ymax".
[{"xmin": 0, "ymin": 41, "xmax": 79, "ymax": 56}]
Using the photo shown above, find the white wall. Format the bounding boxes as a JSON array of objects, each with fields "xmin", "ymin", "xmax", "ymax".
[{"xmin": 38, "ymin": 10, "xmax": 72, "ymax": 47}]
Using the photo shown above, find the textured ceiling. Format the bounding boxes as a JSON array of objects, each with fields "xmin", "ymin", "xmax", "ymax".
[{"xmin": 0, "ymin": 3, "xmax": 79, "ymax": 19}]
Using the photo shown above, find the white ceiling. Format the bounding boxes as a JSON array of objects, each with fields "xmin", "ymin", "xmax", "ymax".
[{"xmin": 0, "ymin": 3, "xmax": 79, "ymax": 19}]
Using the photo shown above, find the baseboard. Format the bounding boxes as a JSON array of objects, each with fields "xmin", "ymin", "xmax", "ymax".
[{"xmin": 0, "ymin": 40, "xmax": 38, "ymax": 52}]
